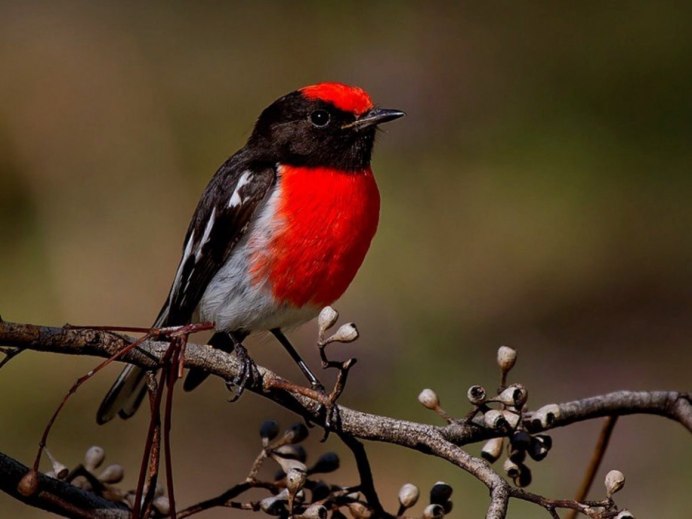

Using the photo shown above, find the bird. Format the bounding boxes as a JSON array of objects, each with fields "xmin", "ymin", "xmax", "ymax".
[{"xmin": 96, "ymin": 82, "xmax": 404, "ymax": 424}]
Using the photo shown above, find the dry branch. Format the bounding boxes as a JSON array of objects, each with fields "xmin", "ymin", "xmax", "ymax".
[{"xmin": 0, "ymin": 319, "xmax": 690, "ymax": 518}]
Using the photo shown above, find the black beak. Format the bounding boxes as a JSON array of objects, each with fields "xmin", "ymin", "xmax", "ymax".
[{"xmin": 345, "ymin": 108, "xmax": 406, "ymax": 129}]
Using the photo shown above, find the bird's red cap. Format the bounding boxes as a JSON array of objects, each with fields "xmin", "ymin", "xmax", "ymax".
[{"xmin": 300, "ymin": 82, "xmax": 374, "ymax": 115}]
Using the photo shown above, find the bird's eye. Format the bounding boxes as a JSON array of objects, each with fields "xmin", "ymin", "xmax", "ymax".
[{"xmin": 309, "ymin": 110, "xmax": 331, "ymax": 127}]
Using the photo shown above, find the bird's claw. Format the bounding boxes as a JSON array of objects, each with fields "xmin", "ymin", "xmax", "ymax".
[{"xmin": 225, "ymin": 343, "xmax": 259, "ymax": 402}]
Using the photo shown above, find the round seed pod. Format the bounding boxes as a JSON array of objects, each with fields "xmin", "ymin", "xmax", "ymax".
[
  {"xmin": 311, "ymin": 480, "xmax": 331, "ymax": 501},
  {"xmin": 318, "ymin": 306, "xmax": 339, "ymax": 337},
  {"xmin": 429, "ymin": 481, "xmax": 453, "ymax": 504},
  {"xmin": 605, "ymin": 470, "xmax": 625, "ymax": 497},
  {"xmin": 260, "ymin": 420, "xmax": 280, "ymax": 442},
  {"xmin": 497, "ymin": 346, "xmax": 517, "ymax": 373},
  {"xmin": 498, "ymin": 384, "xmax": 528, "ymax": 408},
  {"xmin": 527, "ymin": 435, "xmax": 551, "ymax": 462},
  {"xmin": 466, "ymin": 385, "xmax": 487, "ymax": 405},
  {"xmin": 503, "ymin": 458, "xmax": 521, "ymax": 479},
  {"xmin": 285, "ymin": 423, "xmax": 309, "ymax": 444},
  {"xmin": 513, "ymin": 465, "xmax": 532, "ymax": 487},
  {"xmin": 309, "ymin": 452, "xmax": 340, "ymax": 474},
  {"xmin": 301, "ymin": 503, "xmax": 328, "ymax": 519},
  {"xmin": 418, "ymin": 388, "xmax": 440, "ymax": 410},
  {"xmin": 484, "ymin": 409, "xmax": 508, "ymax": 429},
  {"xmin": 481, "ymin": 437, "xmax": 504, "ymax": 463},
  {"xmin": 84, "ymin": 446, "xmax": 105, "ymax": 471},
  {"xmin": 98, "ymin": 464, "xmax": 124, "ymax": 484},
  {"xmin": 510, "ymin": 430, "xmax": 532, "ymax": 450},
  {"xmin": 423, "ymin": 503, "xmax": 445, "ymax": 519},
  {"xmin": 398, "ymin": 483, "xmax": 420, "ymax": 509}
]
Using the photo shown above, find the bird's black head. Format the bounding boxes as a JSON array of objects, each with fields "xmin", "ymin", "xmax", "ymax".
[{"xmin": 247, "ymin": 83, "xmax": 405, "ymax": 171}]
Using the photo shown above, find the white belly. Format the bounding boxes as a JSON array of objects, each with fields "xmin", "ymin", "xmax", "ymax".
[{"xmin": 196, "ymin": 180, "xmax": 320, "ymax": 332}]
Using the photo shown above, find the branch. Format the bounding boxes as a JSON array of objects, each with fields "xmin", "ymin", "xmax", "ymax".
[
  {"xmin": 0, "ymin": 451, "xmax": 129, "ymax": 519},
  {"xmin": 1, "ymin": 319, "xmax": 690, "ymax": 519}
]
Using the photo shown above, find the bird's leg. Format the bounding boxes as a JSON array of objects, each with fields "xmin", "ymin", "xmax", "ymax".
[
  {"xmin": 271, "ymin": 328, "xmax": 324, "ymax": 391},
  {"xmin": 225, "ymin": 332, "xmax": 259, "ymax": 402},
  {"xmin": 271, "ymin": 329, "xmax": 346, "ymax": 431}
]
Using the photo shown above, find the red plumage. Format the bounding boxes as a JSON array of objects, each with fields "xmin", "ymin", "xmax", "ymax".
[
  {"xmin": 251, "ymin": 165, "xmax": 380, "ymax": 307},
  {"xmin": 301, "ymin": 82, "xmax": 374, "ymax": 115}
]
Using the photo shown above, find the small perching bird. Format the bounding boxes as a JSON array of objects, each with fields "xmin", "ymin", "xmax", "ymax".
[{"xmin": 97, "ymin": 82, "xmax": 404, "ymax": 424}]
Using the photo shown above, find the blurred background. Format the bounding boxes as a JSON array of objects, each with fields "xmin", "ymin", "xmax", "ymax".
[{"xmin": 1, "ymin": 2, "xmax": 690, "ymax": 517}]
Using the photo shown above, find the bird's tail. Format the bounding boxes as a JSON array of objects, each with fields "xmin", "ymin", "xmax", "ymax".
[
  {"xmin": 96, "ymin": 363, "xmax": 148, "ymax": 424},
  {"xmin": 96, "ymin": 307, "xmax": 171, "ymax": 425}
]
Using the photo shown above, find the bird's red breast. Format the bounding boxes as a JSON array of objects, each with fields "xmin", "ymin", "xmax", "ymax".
[{"xmin": 250, "ymin": 165, "xmax": 380, "ymax": 308}]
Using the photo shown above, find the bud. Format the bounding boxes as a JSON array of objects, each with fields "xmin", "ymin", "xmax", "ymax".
[
  {"xmin": 285, "ymin": 423, "xmax": 309, "ymax": 444},
  {"xmin": 527, "ymin": 435, "xmax": 551, "ymax": 461},
  {"xmin": 429, "ymin": 481, "xmax": 453, "ymax": 505},
  {"xmin": 153, "ymin": 496, "xmax": 171, "ymax": 515},
  {"xmin": 503, "ymin": 458, "xmax": 521, "ymax": 479},
  {"xmin": 481, "ymin": 437, "xmax": 504, "ymax": 463},
  {"xmin": 311, "ymin": 481, "xmax": 331, "ymax": 501},
  {"xmin": 309, "ymin": 452, "xmax": 340, "ymax": 474},
  {"xmin": 260, "ymin": 420, "xmax": 280, "ymax": 443},
  {"xmin": 323, "ymin": 323, "xmax": 359, "ymax": 345},
  {"xmin": 508, "ymin": 443, "xmax": 526, "ymax": 464},
  {"xmin": 533, "ymin": 404, "xmax": 560, "ymax": 428},
  {"xmin": 496, "ymin": 346, "xmax": 517, "ymax": 373},
  {"xmin": 272, "ymin": 455, "xmax": 307, "ymax": 476},
  {"xmin": 17, "ymin": 470, "xmax": 39, "ymax": 496},
  {"xmin": 97, "ymin": 464, "xmax": 124, "ymax": 484},
  {"xmin": 286, "ymin": 467, "xmax": 307, "ymax": 495},
  {"xmin": 318, "ymin": 306, "xmax": 339, "ymax": 338},
  {"xmin": 510, "ymin": 430, "xmax": 532, "ymax": 450},
  {"xmin": 615, "ymin": 511, "xmax": 634, "ymax": 519},
  {"xmin": 398, "ymin": 483, "xmax": 420, "ymax": 509},
  {"xmin": 484, "ymin": 409, "xmax": 508, "ymax": 430},
  {"xmin": 70, "ymin": 475, "xmax": 91, "ymax": 490},
  {"xmin": 466, "ymin": 385, "xmax": 487, "ymax": 405},
  {"xmin": 422, "ymin": 503, "xmax": 445, "ymax": 519},
  {"xmin": 497, "ymin": 384, "xmax": 528, "ymax": 409},
  {"xmin": 260, "ymin": 495, "xmax": 286, "ymax": 515},
  {"xmin": 501, "ymin": 410, "xmax": 520, "ymax": 429},
  {"xmin": 45, "ymin": 449, "xmax": 69, "ymax": 480},
  {"xmin": 418, "ymin": 388, "xmax": 440, "ymax": 410},
  {"xmin": 347, "ymin": 502, "xmax": 372, "ymax": 518},
  {"xmin": 300, "ymin": 504, "xmax": 328, "ymax": 519},
  {"xmin": 513, "ymin": 465, "xmax": 532, "ymax": 487},
  {"xmin": 274, "ymin": 444, "xmax": 307, "ymax": 462},
  {"xmin": 84, "ymin": 446, "xmax": 105, "ymax": 471},
  {"xmin": 605, "ymin": 469, "xmax": 625, "ymax": 497}
]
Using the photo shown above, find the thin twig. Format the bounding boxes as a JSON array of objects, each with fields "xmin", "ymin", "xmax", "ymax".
[
  {"xmin": 565, "ymin": 416, "xmax": 618, "ymax": 519},
  {"xmin": 32, "ymin": 332, "xmax": 156, "ymax": 477},
  {"xmin": 0, "ymin": 346, "xmax": 23, "ymax": 369},
  {"xmin": 510, "ymin": 488, "xmax": 613, "ymax": 518},
  {"xmin": 177, "ymin": 481, "xmax": 276, "ymax": 518},
  {"xmin": 163, "ymin": 338, "xmax": 183, "ymax": 519},
  {"xmin": 133, "ymin": 350, "xmax": 171, "ymax": 519},
  {"xmin": 337, "ymin": 433, "xmax": 391, "ymax": 518}
]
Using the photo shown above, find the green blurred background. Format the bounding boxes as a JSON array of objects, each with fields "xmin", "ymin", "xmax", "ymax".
[{"xmin": 1, "ymin": 2, "xmax": 690, "ymax": 517}]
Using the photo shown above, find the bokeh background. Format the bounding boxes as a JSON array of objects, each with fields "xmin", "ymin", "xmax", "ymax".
[{"xmin": 1, "ymin": 2, "xmax": 690, "ymax": 517}]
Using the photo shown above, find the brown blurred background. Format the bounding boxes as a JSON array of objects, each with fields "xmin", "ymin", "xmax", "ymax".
[{"xmin": 1, "ymin": 2, "xmax": 690, "ymax": 517}]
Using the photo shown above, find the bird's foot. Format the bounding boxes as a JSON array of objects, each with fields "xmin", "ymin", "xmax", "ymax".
[{"xmin": 225, "ymin": 343, "xmax": 259, "ymax": 402}]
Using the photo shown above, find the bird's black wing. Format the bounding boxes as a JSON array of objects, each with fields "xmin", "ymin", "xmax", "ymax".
[
  {"xmin": 155, "ymin": 154, "xmax": 276, "ymax": 327},
  {"xmin": 97, "ymin": 154, "xmax": 275, "ymax": 424}
]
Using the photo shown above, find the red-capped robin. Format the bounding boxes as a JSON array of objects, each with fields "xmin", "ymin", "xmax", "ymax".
[{"xmin": 97, "ymin": 82, "xmax": 404, "ymax": 424}]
